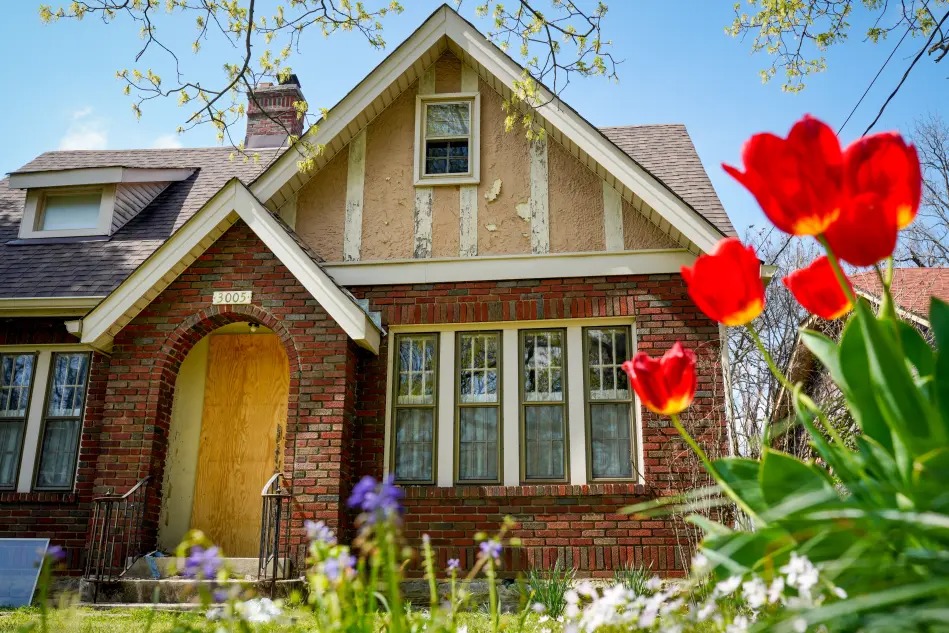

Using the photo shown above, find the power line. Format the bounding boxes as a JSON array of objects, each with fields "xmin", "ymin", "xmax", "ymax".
[
  {"xmin": 863, "ymin": 10, "xmax": 949, "ymax": 136},
  {"xmin": 837, "ymin": 25, "xmax": 912, "ymax": 135}
]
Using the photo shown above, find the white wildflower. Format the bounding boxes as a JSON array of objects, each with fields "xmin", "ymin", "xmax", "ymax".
[
  {"xmin": 565, "ymin": 603, "xmax": 581, "ymax": 619},
  {"xmin": 235, "ymin": 597, "xmax": 282, "ymax": 624},
  {"xmin": 645, "ymin": 576, "xmax": 663, "ymax": 592},
  {"xmin": 768, "ymin": 576, "xmax": 786, "ymax": 604},
  {"xmin": 556, "ymin": 615, "xmax": 565, "ymax": 623},
  {"xmin": 691, "ymin": 552, "xmax": 710, "ymax": 573},
  {"xmin": 458, "ymin": 625, "xmax": 468, "ymax": 633},
  {"xmin": 714, "ymin": 575, "xmax": 742, "ymax": 597},
  {"xmin": 538, "ymin": 615, "xmax": 550, "ymax": 623},
  {"xmin": 780, "ymin": 553, "xmax": 820, "ymax": 594},
  {"xmin": 726, "ymin": 614, "xmax": 750, "ymax": 633},
  {"xmin": 791, "ymin": 617, "xmax": 808, "ymax": 632},
  {"xmin": 577, "ymin": 581, "xmax": 598, "ymax": 599},
  {"xmin": 697, "ymin": 600, "xmax": 716, "ymax": 620},
  {"xmin": 532, "ymin": 602, "xmax": 546, "ymax": 613},
  {"xmin": 565, "ymin": 589, "xmax": 580, "ymax": 605},
  {"xmin": 832, "ymin": 585, "xmax": 847, "ymax": 599},
  {"xmin": 741, "ymin": 577, "xmax": 768, "ymax": 609}
]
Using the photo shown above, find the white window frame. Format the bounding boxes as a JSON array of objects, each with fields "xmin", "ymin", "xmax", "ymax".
[
  {"xmin": 382, "ymin": 317, "xmax": 643, "ymax": 488},
  {"xmin": 0, "ymin": 345, "xmax": 93, "ymax": 493},
  {"xmin": 413, "ymin": 92, "xmax": 481, "ymax": 186},
  {"xmin": 19, "ymin": 185, "xmax": 116, "ymax": 239}
]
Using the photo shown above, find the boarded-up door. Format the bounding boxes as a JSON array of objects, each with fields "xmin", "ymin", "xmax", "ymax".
[{"xmin": 190, "ymin": 333, "xmax": 289, "ymax": 556}]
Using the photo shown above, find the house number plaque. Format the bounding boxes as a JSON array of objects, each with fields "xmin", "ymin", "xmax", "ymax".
[{"xmin": 212, "ymin": 290, "xmax": 253, "ymax": 305}]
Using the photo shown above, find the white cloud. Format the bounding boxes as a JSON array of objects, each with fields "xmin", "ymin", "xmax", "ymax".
[
  {"xmin": 151, "ymin": 133, "xmax": 183, "ymax": 149},
  {"xmin": 58, "ymin": 107, "xmax": 108, "ymax": 150}
]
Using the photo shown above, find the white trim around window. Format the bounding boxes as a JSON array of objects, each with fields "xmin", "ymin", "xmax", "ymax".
[
  {"xmin": 414, "ymin": 92, "xmax": 481, "ymax": 186},
  {"xmin": 0, "ymin": 345, "xmax": 94, "ymax": 493},
  {"xmin": 383, "ymin": 317, "xmax": 644, "ymax": 487},
  {"xmin": 19, "ymin": 186, "xmax": 116, "ymax": 239}
]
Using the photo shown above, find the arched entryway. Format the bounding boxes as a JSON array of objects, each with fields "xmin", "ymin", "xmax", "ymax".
[{"xmin": 157, "ymin": 321, "xmax": 290, "ymax": 556}]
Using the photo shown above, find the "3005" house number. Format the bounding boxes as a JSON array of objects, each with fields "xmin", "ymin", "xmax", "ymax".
[{"xmin": 212, "ymin": 290, "xmax": 253, "ymax": 305}]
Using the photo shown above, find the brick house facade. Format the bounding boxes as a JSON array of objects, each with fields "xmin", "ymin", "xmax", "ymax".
[{"xmin": 0, "ymin": 6, "xmax": 736, "ymax": 581}]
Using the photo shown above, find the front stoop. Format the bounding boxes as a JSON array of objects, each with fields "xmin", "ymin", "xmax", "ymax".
[{"xmin": 80, "ymin": 557, "xmax": 303, "ymax": 604}]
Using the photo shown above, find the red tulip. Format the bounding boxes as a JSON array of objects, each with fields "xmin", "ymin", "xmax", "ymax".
[
  {"xmin": 823, "ymin": 132, "xmax": 921, "ymax": 266},
  {"xmin": 621, "ymin": 342, "xmax": 697, "ymax": 416},
  {"xmin": 723, "ymin": 115, "xmax": 843, "ymax": 236},
  {"xmin": 681, "ymin": 238, "xmax": 765, "ymax": 326},
  {"xmin": 783, "ymin": 256, "xmax": 854, "ymax": 320}
]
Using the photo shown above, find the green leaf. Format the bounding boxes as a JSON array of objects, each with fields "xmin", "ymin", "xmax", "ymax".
[
  {"xmin": 914, "ymin": 447, "xmax": 949, "ymax": 501},
  {"xmin": 835, "ymin": 315, "xmax": 893, "ymax": 451},
  {"xmin": 685, "ymin": 514, "xmax": 733, "ymax": 538},
  {"xmin": 759, "ymin": 448, "xmax": 834, "ymax": 509},
  {"xmin": 853, "ymin": 301, "xmax": 942, "ymax": 458},
  {"xmin": 896, "ymin": 319, "xmax": 935, "ymax": 379},
  {"xmin": 711, "ymin": 458, "xmax": 768, "ymax": 517},
  {"xmin": 932, "ymin": 298, "xmax": 949, "ymax": 433}
]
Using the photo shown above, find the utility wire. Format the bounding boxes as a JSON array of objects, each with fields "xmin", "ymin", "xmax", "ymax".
[
  {"xmin": 837, "ymin": 25, "xmax": 913, "ymax": 135},
  {"xmin": 863, "ymin": 10, "xmax": 949, "ymax": 136}
]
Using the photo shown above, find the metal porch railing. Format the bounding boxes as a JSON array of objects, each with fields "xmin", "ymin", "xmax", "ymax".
[
  {"xmin": 258, "ymin": 472, "xmax": 293, "ymax": 590},
  {"xmin": 83, "ymin": 476, "xmax": 150, "ymax": 602}
]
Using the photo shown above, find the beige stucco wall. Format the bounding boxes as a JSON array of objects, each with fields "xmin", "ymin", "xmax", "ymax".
[
  {"xmin": 156, "ymin": 322, "xmax": 274, "ymax": 552},
  {"xmin": 296, "ymin": 146, "xmax": 348, "ymax": 261},
  {"xmin": 477, "ymin": 77, "xmax": 532, "ymax": 255},
  {"xmin": 548, "ymin": 137, "xmax": 605, "ymax": 253},
  {"xmin": 360, "ymin": 79, "xmax": 419, "ymax": 261},
  {"xmin": 623, "ymin": 198, "xmax": 679, "ymax": 250},
  {"xmin": 292, "ymin": 52, "xmax": 680, "ymax": 261}
]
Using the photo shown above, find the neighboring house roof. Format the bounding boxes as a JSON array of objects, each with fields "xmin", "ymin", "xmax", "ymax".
[
  {"xmin": 0, "ymin": 148, "xmax": 278, "ymax": 299},
  {"xmin": 599, "ymin": 125, "xmax": 734, "ymax": 237},
  {"xmin": 850, "ymin": 267, "xmax": 949, "ymax": 325}
]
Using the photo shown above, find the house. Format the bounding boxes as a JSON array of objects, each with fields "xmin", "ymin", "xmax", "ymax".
[
  {"xmin": 0, "ymin": 6, "xmax": 733, "ymax": 579},
  {"xmin": 775, "ymin": 266, "xmax": 949, "ymax": 457}
]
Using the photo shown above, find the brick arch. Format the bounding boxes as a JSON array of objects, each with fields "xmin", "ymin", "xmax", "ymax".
[{"xmin": 136, "ymin": 304, "xmax": 303, "ymax": 541}]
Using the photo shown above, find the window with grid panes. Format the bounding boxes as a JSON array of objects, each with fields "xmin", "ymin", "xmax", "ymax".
[
  {"xmin": 584, "ymin": 327, "xmax": 634, "ymax": 479},
  {"xmin": 520, "ymin": 329, "xmax": 567, "ymax": 481},
  {"xmin": 456, "ymin": 332, "xmax": 500, "ymax": 482},
  {"xmin": 392, "ymin": 334, "xmax": 438, "ymax": 483},
  {"xmin": 421, "ymin": 99, "xmax": 474, "ymax": 177},
  {"xmin": 0, "ymin": 353, "xmax": 36, "ymax": 489},
  {"xmin": 34, "ymin": 352, "xmax": 91, "ymax": 490}
]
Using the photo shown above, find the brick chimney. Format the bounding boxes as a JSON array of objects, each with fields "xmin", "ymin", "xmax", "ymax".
[{"xmin": 244, "ymin": 75, "xmax": 306, "ymax": 148}]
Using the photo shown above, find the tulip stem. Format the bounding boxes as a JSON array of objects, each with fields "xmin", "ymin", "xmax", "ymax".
[
  {"xmin": 746, "ymin": 325, "xmax": 794, "ymax": 393},
  {"xmin": 818, "ymin": 236, "xmax": 857, "ymax": 307}
]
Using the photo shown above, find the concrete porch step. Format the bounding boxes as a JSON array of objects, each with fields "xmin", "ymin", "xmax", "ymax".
[
  {"xmin": 80, "ymin": 578, "xmax": 306, "ymax": 604},
  {"xmin": 124, "ymin": 556, "xmax": 292, "ymax": 580}
]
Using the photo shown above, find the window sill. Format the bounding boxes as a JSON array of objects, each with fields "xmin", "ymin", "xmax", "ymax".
[
  {"xmin": 0, "ymin": 491, "xmax": 78, "ymax": 504},
  {"xmin": 414, "ymin": 176, "xmax": 480, "ymax": 187},
  {"xmin": 402, "ymin": 482, "xmax": 646, "ymax": 499}
]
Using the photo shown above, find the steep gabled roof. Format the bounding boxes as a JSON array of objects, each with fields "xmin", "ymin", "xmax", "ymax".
[{"xmin": 250, "ymin": 4, "xmax": 733, "ymax": 252}]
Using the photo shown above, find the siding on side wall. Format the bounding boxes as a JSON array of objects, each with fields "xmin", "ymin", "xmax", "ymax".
[
  {"xmin": 112, "ymin": 182, "xmax": 170, "ymax": 233},
  {"xmin": 296, "ymin": 146, "xmax": 349, "ymax": 261}
]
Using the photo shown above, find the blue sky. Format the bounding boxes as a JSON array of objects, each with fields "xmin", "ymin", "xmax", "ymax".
[{"xmin": 0, "ymin": 1, "xmax": 945, "ymax": 232}]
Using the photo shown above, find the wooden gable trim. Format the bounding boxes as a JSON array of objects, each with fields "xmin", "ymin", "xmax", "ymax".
[{"xmin": 67, "ymin": 180, "xmax": 381, "ymax": 353}]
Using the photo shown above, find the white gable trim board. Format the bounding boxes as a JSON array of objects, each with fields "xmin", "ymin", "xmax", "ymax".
[
  {"xmin": 67, "ymin": 180, "xmax": 382, "ymax": 353},
  {"xmin": 249, "ymin": 6, "xmax": 725, "ymax": 255}
]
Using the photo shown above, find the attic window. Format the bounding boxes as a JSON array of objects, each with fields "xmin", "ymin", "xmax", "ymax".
[
  {"xmin": 38, "ymin": 190, "xmax": 103, "ymax": 231},
  {"xmin": 414, "ymin": 93, "xmax": 480, "ymax": 186}
]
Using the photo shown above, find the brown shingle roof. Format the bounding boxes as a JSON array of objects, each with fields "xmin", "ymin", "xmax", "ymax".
[
  {"xmin": 599, "ymin": 124, "xmax": 735, "ymax": 237},
  {"xmin": 850, "ymin": 267, "xmax": 949, "ymax": 323},
  {"xmin": 0, "ymin": 148, "xmax": 277, "ymax": 299}
]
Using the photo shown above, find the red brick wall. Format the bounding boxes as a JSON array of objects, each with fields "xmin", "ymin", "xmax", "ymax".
[
  {"xmin": 96, "ymin": 221, "xmax": 357, "ymax": 557},
  {"xmin": 349, "ymin": 275, "xmax": 726, "ymax": 576},
  {"xmin": 0, "ymin": 318, "xmax": 109, "ymax": 573}
]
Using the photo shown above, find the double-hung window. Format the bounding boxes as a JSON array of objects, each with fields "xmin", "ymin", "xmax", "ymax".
[
  {"xmin": 456, "ymin": 332, "xmax": 501, "ymax": 483},
  {"xmin": 584, "ymin": 327, "xmax": 635, "ymax": 480},
  {"xmin": 520, "ymin": 329, "xmax": 567, "ymax": 482},
  {"xmin": 414, "ymin": 94, "xmax": 480, "ymax": 185},
  {"xmin": 391, "ymin": 334, "xmax": 438, "ymax": 484},
  {"xmin": 0, "ymin": 353, "xmax": 36, "ymax": 489},
  {"xmin": 0, "ymin": 349, "xmax": 91, "ymax": 492}
]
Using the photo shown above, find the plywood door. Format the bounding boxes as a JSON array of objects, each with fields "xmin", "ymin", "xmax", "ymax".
[{"xmin": 190, "ymin": 334, "xmax": 289, "ymax": 557}]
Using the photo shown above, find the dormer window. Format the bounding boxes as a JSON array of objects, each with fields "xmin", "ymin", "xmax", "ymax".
[
  {"xmin": 7, "ymin": 166, "xmax": 195, "ymax": 241},
  {"xmin": 414, "ymin": 93, "xmax": 480, "ymax": 186}
]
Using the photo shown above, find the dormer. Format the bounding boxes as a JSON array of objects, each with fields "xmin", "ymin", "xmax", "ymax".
[{"xmin": 7, "ymin": 166, "xmax": 195, "ymax": 239}]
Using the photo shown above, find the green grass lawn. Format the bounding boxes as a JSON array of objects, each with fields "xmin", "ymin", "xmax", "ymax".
[{"xmin": 0, "ymin": 608, "xmax": 562, "ymax": 633}]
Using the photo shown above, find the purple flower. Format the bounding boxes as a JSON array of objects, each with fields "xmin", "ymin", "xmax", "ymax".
[
  {"xmin": 322, "ymin": 552, "xmax": 356, "ymax": 582},
  {"xmin": 183, "ymin": 545, "xmax": 221, "ymax": 579},
  {"xmin": 305, "ymin": 520, "xmax": 337, "ymax": 545},
  {"xmin": 447, "ymin": 558, "xmax": 460, "ymax": 572},
  {"xmin": 347, "ymin": 475, "xmax": 404, "ymax": 524},
  {"xmin": 45, "ymin": 545, "xmax": 66, "ymax": 562},
  {"xmin": 479, "ymin": 539, "xmax": 502, "ymax": 562}
]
